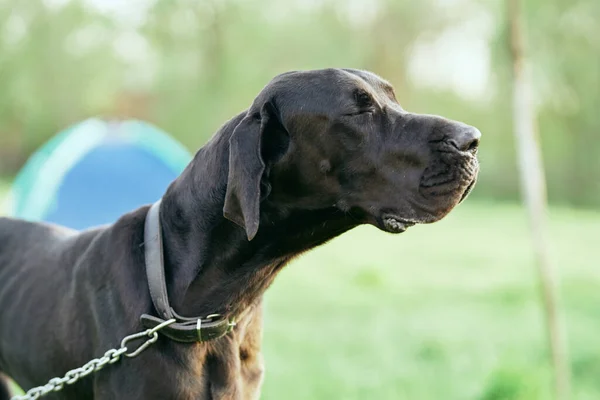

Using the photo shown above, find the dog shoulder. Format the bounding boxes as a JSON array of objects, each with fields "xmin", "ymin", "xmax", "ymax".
[{"xmin": 0, "ymin": 217, "xmax": 80, "ymax": 261}]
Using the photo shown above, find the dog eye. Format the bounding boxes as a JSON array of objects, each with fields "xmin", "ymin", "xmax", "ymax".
[
  {"xmin": 345, "ymin": 109, "xmax": 374, "ymax": 117},
  {"xmin": 354, "ymin": 89, "xmax": 374, "ymax": 107},
  {"xmin": 343, "ymin": 89, "xmax": 376, "ymax": 116}
]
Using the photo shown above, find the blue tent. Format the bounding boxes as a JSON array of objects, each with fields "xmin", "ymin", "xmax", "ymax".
[{"xmin": 5, "ymin": 119, "xmax": 191, "ymax": 230}]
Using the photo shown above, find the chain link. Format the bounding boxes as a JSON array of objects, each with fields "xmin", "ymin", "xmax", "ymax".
[{"xmin": 11, "ymin": 319, "xmax": 175, "ymax": 400}]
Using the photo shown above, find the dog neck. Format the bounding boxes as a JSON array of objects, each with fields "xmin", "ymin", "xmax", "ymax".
[{"xmin": 158, "ymin": 115, "xmax": 357, "ymax": 320}]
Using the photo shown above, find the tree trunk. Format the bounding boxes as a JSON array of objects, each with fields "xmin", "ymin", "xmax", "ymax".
[{"xmin": 507, "ymin": 0, "xmax": 570, "ymax": 399}]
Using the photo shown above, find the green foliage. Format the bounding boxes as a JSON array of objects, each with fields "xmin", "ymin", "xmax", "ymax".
[
  {"xmin": 0, "ymin": 0, "xmax": 599, "ymax": 206},
  {"xmin": 0, "ymin": 177, "xmax": 9, "ymax": 214},
  {"xmin": 479, "ymin": 363, "xmax": 549, "ymax": 400}
]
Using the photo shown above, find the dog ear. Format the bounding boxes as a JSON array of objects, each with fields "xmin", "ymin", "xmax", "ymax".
[{"xmin": 223, "ymin": 101, "xmax": 286, "ymax": 241}]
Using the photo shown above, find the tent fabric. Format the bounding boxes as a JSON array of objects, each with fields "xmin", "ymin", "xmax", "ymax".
[{"xmin": 6, "ymin": 118, "xmax": 191, "ymax": 230}]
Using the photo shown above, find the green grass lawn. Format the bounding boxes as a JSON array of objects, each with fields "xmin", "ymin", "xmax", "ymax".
[
  {"xmin": 1, "ymin": 180, "xmax": 598, "ymax": 399},
  {"xmin": 261, "ymin": 201, "xmax": 599, "ymax": 400}
]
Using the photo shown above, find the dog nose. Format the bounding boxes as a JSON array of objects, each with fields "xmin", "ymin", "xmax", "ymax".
[{"xmin": 449, "ymin": 125, "xmax": 481, "ymax": 152}]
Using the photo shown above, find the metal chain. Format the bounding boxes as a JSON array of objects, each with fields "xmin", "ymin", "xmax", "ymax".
[{"xmin": 11, "ymin": 319, "xmax": 175, "ymax": 400}]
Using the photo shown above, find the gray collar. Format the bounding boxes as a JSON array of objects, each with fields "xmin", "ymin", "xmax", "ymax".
[{"xmin": 139, "ymin": 200, "xmax": 235, "ymax": 342}]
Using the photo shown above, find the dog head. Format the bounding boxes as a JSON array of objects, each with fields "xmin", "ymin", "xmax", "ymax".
[{"xmin": 224, "ymin": 68, "xmax": 480, "ymax": 240}]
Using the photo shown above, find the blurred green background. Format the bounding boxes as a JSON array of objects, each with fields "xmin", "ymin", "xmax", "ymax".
[{"xmin": 0, "ymin": 0, "xmax": 598, "ymax": 399}]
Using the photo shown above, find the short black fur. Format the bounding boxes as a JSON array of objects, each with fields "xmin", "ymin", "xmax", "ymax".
[{"xmin": 0, "ymin": 68, "xmax": 480, "ymax": 400}]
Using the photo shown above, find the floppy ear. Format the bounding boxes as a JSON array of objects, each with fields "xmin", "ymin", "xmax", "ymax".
[{"xmin": 223, "ymin": 102, "xmax": 285, "ymax": 240}]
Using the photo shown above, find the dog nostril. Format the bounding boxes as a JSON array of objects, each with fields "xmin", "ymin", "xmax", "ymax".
[
  {"xmin": 454, "ymin": 127, "xmax": 481, "ymax": 152},
  {"xmin": 466, "ymin": 137, "xmax": 479, "ymax": 152}
]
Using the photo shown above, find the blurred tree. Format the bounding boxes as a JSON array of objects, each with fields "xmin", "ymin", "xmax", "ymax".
[
  {"xmin": 508, "ymin": 0, "xmax": 571, "ymax": 398},
  {"xmin": 0, "ymin": 0, "xmax": 598, "ymax": 207},
  {"xmin": 490, "ymin": 0, "xmax": 600, "ymax": 207},
  {"xmin": 0, "ymin": 0, "xmax": 125, "ymax": 170}
]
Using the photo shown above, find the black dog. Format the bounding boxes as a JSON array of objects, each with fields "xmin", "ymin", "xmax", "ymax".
[{"xmin": 0, "ymin": 68, "xmax": 480, "ymax": 399}]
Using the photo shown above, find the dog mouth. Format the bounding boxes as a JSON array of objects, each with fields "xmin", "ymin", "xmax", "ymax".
[
  {"xmin": 380, "ymin": 214, "xmax": 417, "ymax": 233},
  {"xmin": 458, "ymin": 176, "xmax": 476, "ymax": 203}
]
